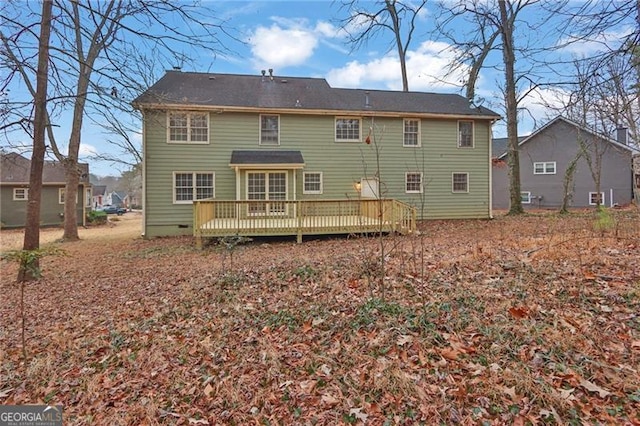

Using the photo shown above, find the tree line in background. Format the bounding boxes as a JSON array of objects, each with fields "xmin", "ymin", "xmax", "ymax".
[{"xmin": 0, "ymin": 0, "xmax": 638, "ymax": 281}]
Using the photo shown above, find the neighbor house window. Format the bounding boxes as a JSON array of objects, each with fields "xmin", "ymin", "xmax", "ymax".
[
  {"xmin": 260, "ymin": 115, "xmax": 279, "ymax": 145},
  {"xmin": 533, "ymin": 161, "xmax": 556, "ymax": 175},
  {"xmin": 85, "ymin": 188, "xmax": 92, "ymax": 207},
  {"xmin": 458, "ymin": 121, "xmax": 474, "ymax": 148},
  {"xmin": 403, "ymin": 119, "xmax": 420, "ymax": 147},
  {"xmin": 58, "ymin": 188, "xmax": 78, "ymax": 204},
  {"xmin": 335, "ymin": 117, "xmax": 361, "ymax": 142},
  {"xmin": 521, "ymin": 191, "xmax": 532, "ymax": 204},
  {"xmin": 589, "ymin": 192, "xmax": 605, "ymax": 206},
  {"xmin": 13, "ymin": 188, "xmax": 28, "ymax": 201},
  {"xmin": 452, "ymin": 173, "xmax": 469, "ymax": 193},
  {"xmin": 303, "ymin": 172, "xmax": 323, "ymax": 194},
  {"xmin": 405, "ymin": 172, "xmax": 422, "ymax": 193},
  {"xmin": 168, "ymin": 112, "xmax": 209, "ymax": 143},
  {"xmin": 173, "ymin": 172, "xmax": 215, "ymax": 203}
]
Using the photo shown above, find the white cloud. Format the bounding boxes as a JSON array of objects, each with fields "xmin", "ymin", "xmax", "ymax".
[
  {"xmin": 558, "ymin": 25, "xmax": 634, "ymax": 56},
  {"xmin": 79, "ymin": 143, "xmax": 98, "ymax": 158},
  {"xmin": 326, "ymin": 40, "xmax": 468, "ymax": 92},
  {"xmin": 249, "ymin": 23, "xmax": 318, "ymax": 69}
]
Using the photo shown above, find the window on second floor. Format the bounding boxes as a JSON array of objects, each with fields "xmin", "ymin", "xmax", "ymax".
[
  {"xmin": 335, "ymin": 117, "xmax": 361, "ymax": 142},
  {"xmin": 405, "ymin": 172, "xmax": 422, "ymax": 193},
  {"xmin": 303, "ymin": 172, "xmax": 323, "ymax": 194},
  {"xmin": 403, "ymin": 119, "xmax": 420, "ymax": 147},
  {"xmin": 458, "ymin": 120, "xmax": 474, "ymax": 148},
  {"xmin": 13, "ymin": 188, "xmax": 28, "ymax": 201},
  {"xmin": 168, "ymin": 112, "xmax": 209, "ymax": 144},
  {"xmin": 174, "ymin": 172, "xmax": 215, "ymax": 203},
  {"xmin": 533, "ymin": 161, "xmax": 556, "ymax": 175},
  {"xmin": 260, "ymin": 115, "xmax": 280, "ymax": 145}
]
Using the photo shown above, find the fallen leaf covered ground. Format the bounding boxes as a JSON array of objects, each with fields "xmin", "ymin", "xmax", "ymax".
[{"xmin": 1, "ymin": 208, "xmax": 639, "ymax": 425}]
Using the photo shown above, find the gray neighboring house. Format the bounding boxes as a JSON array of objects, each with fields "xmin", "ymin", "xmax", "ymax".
[
  {"xmin": 1, "ymin": 152, "xmax": 91, "ymax": 228},
  {"xmin": 492, "ymin": 116, "xmax": 637, "ymax": 210}
]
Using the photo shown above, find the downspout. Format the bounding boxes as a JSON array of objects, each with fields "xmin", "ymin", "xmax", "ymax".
[
  {"xmin": 141, "ymin": 110, "xmax": 146, "ymax": 237},
  {"xmin": 488, "ymin": 120, "xmax": 494, "ymax": 219},
  {"xmin": 609, "ymin": 188, "xmax": 613, "ymax": 207}
]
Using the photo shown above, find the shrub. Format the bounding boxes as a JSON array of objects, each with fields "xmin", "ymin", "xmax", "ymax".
[{"xmin": 87, "ymin": 210, "xmax": 107, "ymax": 225}]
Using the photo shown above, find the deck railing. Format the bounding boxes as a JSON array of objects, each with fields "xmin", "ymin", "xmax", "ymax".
[{"xmin": 193, "ymin": 198, "xmax": 416, "ymax": 245}]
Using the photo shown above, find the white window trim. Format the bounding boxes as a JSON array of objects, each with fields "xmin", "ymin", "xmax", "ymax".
[
  {"xmin": 403, "ymin": 118, "xmax": 421, "ymax": 147},
  {"xmin": 58, "ymin": 188, "xmax": 78, "ymax": 204},
  {"xmin": 303, "ymin": 172, "xmax": 323, "ymax": 194},
  {"xmin": 173, "ymin": 171, "xmax": 215, "ymax": 204},
  {"xmin": 335, "ymin": 117, "xmax": 361, "ymax": 143},
  {"xmin": 457, "ymin": 120, "xmax": 474, "ymax": 148},
  {"xmin": 533, "ymin": 161, "xmax": 556, "ymax": 175},
  {"xmin": 167, "ymin": 111, "xmax": 210, "ymax": 144},
  {"xmin": 85, "ymin": 188, "xmax": 92, "ymax": 207},
  {"xmin": 259, "ymin": 114, "xmax": 280, "ymax": 145},
  {"xmin": 589, "ymin": 192, "xmax": 605, "ymax": 206},
  {"xmin": 13, "ymin": 188, "xmax": 28, "ymax": 201},
  {"xmin": 521, "ymin": 191, "xmax": 532, "ymax": 204},
  {"xmin": 405, "ymin": 172, "xmax": 423, "ymax": 193},
  {"xmin": 246, "ymin": 171, "xmax": 289, "ymax": 216},
  {"xmin": 452, "ymin": 172, "xmax": 469, "ymax": 193}
]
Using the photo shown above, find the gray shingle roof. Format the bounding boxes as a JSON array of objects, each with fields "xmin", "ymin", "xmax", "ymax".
[
  {"xmin": 134, "ymin": 71, "xmax": 500, "ymax": 118},
  {"xmin": 1, "ymin": 152, "xmax": 90, "ymax": 184},
  {"xmin": 230, "ymin": 150, "xmax": 304, "ymax": 166}
]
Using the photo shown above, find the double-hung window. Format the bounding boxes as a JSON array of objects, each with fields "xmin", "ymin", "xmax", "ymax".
[
  {"xmin": 458, "ymin": 121, "xmax": 474, "ymax": 148},
  {"xmin": 533, "ymin": 162, "xmax": 556, "ymax": 175},
  {"xmin": 58, "ymin": 188, "xmax": 78, "ymax": 204},
  {"xmin": 13, "ymin": 188, "xmax": 28, "ymax": 201},
  {"xmin": 452, "ymin": 173, "xmax": 469, "ymax": 193},
  {"xmin": 589, "ymin": 192, "xmax": 604, "ymax": 206},
  {"xmin": 168, "ymin": 112, "xmax": 209, "ymax": 143},
  {"xmin": 335, "ymin": 118, "xmax": 361, "ymax": 142},
  {"xmin": 260, "ymin": 115, "xmax": 279, "ymax": 145},
  {"xmin": 403, "ymin": 119, "xmax": 420, "ymax": 147},
  {"xmin": 303, "ymin": 172, "xmax": 323, "ymax": 194},
  {"xmin": 405, "ymin": 172, "xmax": 422, "ymax": 193},
  {"xmin": 521, "ymin": 191, "xmax": 532, "ymax": 204},
  {"xmin": 174, "ymin": 172, "xmax": 215, "ymax": 203}
]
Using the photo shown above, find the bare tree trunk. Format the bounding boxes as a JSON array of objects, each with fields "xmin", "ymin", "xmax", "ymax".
[
  {"xmin": 499, "ymin": 0, "xmax": 523, "ymax": 215},
  {"xmin": 19, "ymin": 0, "xmax": 53, "ymax": 282},
  {"xmin": 385, "ymin": 0, "xmax": 408, "ymax": 91}
]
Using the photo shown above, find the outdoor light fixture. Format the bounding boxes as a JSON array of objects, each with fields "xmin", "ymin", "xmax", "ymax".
[{"xmin": 354, "ymin": 181, "xmax": 362, "ymax": 191}]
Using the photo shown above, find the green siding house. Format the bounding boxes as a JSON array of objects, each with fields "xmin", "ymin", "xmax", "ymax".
[
  {"xmin": 133, "ymin": 70, "xmax": 500, "ymax": 239},
  {"xmin": 1, "ymin": 152, "xmax": 91, "ymax": 228}
]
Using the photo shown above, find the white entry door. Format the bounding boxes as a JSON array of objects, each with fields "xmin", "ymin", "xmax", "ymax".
[{"xmin": 360, "ymin": 177, "xmax": 380, "ymax": 199}]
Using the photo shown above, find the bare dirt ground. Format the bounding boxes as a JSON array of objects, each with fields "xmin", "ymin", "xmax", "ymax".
[
  {"xmin": 0, "ymin": 208, "xmax": 639, "ymax": 425},
  {"xmin": 0, "ymin": 211, "xmax": 143, "ymax": 251}
]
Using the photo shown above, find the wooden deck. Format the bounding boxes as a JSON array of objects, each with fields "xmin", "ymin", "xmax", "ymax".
[{"xmin": 193, "ymin": 199, "xmax": 416, "ymax": 246}]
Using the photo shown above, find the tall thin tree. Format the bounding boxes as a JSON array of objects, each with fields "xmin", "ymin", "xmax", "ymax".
[{"xmin": 18, "ymin": 0, "xmax": 53, "ymax": 282}]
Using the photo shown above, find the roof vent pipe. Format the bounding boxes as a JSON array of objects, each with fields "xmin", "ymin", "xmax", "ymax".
[
  {"xmin": 365, "ymin": 91, "xmax": 371, "ymax": 108},
  {"xmin": 616, "ymin": 125, "xmax": 628, "ymax": 145},
  {"xmin": 261, "ymin": 70, "xmax": 266, "ymax": 82},
  {"xmin": 268, "ymin": 68, "xmax": 274, "ymax": 81}
]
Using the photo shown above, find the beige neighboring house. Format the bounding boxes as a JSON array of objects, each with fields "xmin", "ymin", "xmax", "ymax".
[{"xmin": 0, "ymin": 152, "xmax": 91, "ymax": 228}]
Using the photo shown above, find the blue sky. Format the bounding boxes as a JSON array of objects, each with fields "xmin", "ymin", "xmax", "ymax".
[{"xmin": 4, "ymin": 1, "xmax": 633, "ymax": 177}]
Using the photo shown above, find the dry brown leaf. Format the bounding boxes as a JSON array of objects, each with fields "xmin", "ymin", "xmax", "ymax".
[
  {"xmin": 440, "ymin": 348, "xmax": 460, "ymax": 361},
  {"xmin": 203, "ymin": 383, "xmax": 214, "ymax": 398},
  {"xmin": 579, "ymin": 379, "xmax": 611, "ymax": 399},
  {"xmin": 508, "ymin": 306, "xmax": 528, "ymax": 319},
  {"xmin": 321, "ymin": 394, "xmax": 340, "ymax": 407}
]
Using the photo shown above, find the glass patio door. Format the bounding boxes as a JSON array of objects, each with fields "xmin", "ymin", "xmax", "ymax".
[{"xmin": 247, "ymin": 172, "xmax": 287, "ymax": 215}]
